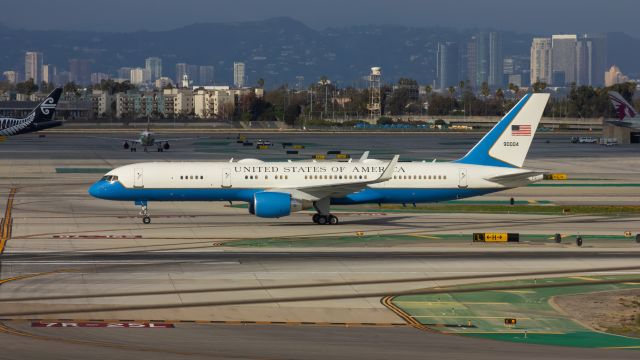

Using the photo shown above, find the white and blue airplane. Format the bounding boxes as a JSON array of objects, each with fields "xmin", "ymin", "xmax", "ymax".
[{"xmin": 89, "ymin": 93, "xmax": 550, "ymax": 225}]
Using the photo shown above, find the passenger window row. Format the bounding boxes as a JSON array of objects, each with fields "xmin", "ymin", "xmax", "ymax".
[
  {"xmin": 393, "ymin": 175, "xmax": 447, "ymax": 180},
  {"xmin": 245, "ymin": 175, "xmax": 289, "ymax": 180},
  {"xmin": 180, "ymin": 175, "xmax": 204, "ymax": 180},
  {"xmin": 304, "ymin": 174, "xmax": 368, "ymax": 180}
]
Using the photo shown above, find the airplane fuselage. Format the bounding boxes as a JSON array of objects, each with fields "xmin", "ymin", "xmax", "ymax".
[
  {"xmin": 89, "ymin": 160, "xmax": 537, "ymax": 205},
  {"xmin": 139, "ymin": 131, "xmax": 155, "ymax": 147}
]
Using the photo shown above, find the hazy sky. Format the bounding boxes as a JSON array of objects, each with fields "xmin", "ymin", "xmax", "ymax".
[{"xmin": 2, "ymin": 0, "xmax": 639, "ymax": 36}]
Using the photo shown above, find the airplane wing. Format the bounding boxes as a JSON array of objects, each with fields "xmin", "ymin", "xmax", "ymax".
[
  {"xmin": 270, "ymin": 155, "xmax": 399, "ymax": 201},
  {"xmin": 92, "ymin": 136, "xmax": 142, "ymax": 144},
  {"xmin": 484, "ymin": 171, "xmax": 544, "ymax": 187}
]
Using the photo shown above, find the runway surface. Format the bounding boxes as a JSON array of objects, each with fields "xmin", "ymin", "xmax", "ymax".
[
  {"xmin": 2, "ymin": 322, "xmax": 640, "ymax": 360},
  {"xmin": 0, "ymin": 131, "xmax": 639, "ymax": 358}
]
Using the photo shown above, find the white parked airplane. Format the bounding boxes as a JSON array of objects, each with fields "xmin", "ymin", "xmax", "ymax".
[
  {"xmin": 89, "ymin": 93, "xmax": 550, "ymax": 225},
  {"xmin": 105, "ymin": 118, "xmax": 199, "ymax": 152}
]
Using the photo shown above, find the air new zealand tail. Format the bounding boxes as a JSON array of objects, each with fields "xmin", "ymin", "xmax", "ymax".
[{"xmin": 0, "ymin": 88, "xmax": 63, "ymax": 137}]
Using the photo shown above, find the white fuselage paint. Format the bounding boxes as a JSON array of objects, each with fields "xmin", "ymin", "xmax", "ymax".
[{"xmin": 106, "ymin": 160, "xmax": 533, "ymax": 193}]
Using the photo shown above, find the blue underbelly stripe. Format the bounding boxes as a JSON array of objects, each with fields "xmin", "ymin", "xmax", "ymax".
[{"xmin": 89, "ymin": 181, "xmax": 501, "ymax": 204}]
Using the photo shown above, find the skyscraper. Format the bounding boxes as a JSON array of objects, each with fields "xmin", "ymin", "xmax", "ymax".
[
  {"xmin": 175, "ymin": 63, "xmax": 188, "ymax": 85},
  {"xmin": 589, "ymin": 35, "xmax": 607, "ymax": 87},
  {"xmin": 25, "ymin": 51, "xmax": 43, "ymax": 84},
  {"xmin": 234, "ymin": 62, "xmax": 246, "ymax": 88},
  {"xmin": 605, "ymin": 65, "xmax": 629, "ymax": 87},
  {"xmin": 530, "ymin": 38, "xmax": 552, "ymax": 85},
  {"xmin": 488, "ymin": 32, "xmax": 503, "ymax": 87},
  {"xmin": 145, "ymin": 57, "xmax": 162, "ymax": 81},
  {"xmin": 118, "ymin": 67, "xmax": 132, "ymax": 80},
  {"xmin": 43, "ymin": 64, "xmax": 57, "ymax": 84},
  {"xmin": 199, "ymin": 65, "xmax": 215, "ymax": 85},
  {"xmin": 465, "ymin": 32, "xmax": 502, "ymax": 89},
  {"xmin": 551, "ymin": 35, "xmax": 577, "ymax": 86},
  {"xmin": 475, "ymin": 33, "xmax": 489, "ymax": 87},
  {"xmin": 465, "ymin": 37, "xmax": 477, "ymax": 88},
  {"xmin": 576, "ymin": 37, "xmax": 592, "ymax": 86},
  {"xmin": 576, "ymin": 34, "xmax": 607, "ymax": 86},
  {"xmin": 436, "ymin": 42, "xmax": 459, "ymax": 89},
  {"xmin": 69, "ymin": 58, "xmax": 92, "ymax": 86},
  {"xmin": 130, "ymin": 68, "xmax": 149, "ymax": 85}
]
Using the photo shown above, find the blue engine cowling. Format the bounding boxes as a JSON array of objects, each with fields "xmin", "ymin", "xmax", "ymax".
[{"xmin": 251, "ymin": 191, "xmax": 296, "ymax": 218}]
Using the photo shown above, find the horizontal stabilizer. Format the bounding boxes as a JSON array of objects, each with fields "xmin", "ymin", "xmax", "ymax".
[{"xmin": 484, "ymin": 171, "xmax": 544, "ymax": 187}]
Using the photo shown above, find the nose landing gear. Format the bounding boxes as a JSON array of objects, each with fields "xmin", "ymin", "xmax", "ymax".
[{"xmin": 139, "ymin": 204, "xmax": 151, "ymax": 224}]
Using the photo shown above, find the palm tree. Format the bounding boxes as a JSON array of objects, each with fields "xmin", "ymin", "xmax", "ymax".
[
  {"xmin": 480, "ymin": 82, "xmax": 490, "ymax": 98},
  {"xmin": 532, "ymin": 81, "xmax": 548, "ymax": 93},
  {"xmin": 447, "ymin": 86, "xmax": 456, "ymax": 114},
  {"xmin": 425, "ymin": 84, "xmax": 432, "ymax": 96}
]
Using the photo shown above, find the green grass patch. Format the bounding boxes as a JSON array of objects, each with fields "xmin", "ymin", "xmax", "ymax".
[
  {"xmin": 225, "ymin": 233, "xmax": 633, "ymax": 248},
  {"xmin": 393, "ymin": 275, "xmax": 640, "ymax": 348},
  {"xmin": 374, "ymin": 204, "xmax": 640, "ymax": 215},
  {"xmin": 529, "ymin": 183, "xmax": 640, "ymax": 187}
]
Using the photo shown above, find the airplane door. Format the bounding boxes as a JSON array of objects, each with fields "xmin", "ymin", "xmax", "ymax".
[
  {"xmin": 134, "ymin": 168, "xmax": 144, "ymax": 188},
  {"xmin": 458, "ymin": 168, "xmax": 468, "ymax": 188},
  {"xmin": 222, "ymin": 168, "xmax": 232, "ymax": 188}
]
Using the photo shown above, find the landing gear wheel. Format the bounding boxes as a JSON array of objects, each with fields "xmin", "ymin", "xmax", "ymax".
[
  {"xmin": 312, "ymin": 214, "xmax": 320, "ymax": 223},
  {"xmin": 328, "ymin": 215, "xmax": 339, "ymax": 225},
  {"xmin": 142, "ymin": 216, "xmax": 151, "ymax": 224},
  {"xmin": 317, "ymin": 215, "xmax": 328, "ymax": 225}
]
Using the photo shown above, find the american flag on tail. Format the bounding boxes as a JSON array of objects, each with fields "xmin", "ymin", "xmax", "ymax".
[{"xmin": 511, "ymin": 124, "xmax": 531, "ymax": 136}]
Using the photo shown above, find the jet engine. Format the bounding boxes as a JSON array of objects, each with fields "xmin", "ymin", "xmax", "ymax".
[
  {"xmin": 163, "ymin": 142, "xmax": 170, "ymax": 150},
  {"xmin": 123, "ymin": 142, "xmax": 130, "ymax": 149},
  {"xmin": 249, "ymin": 191, "xmax": 304, "ymax": 218}
]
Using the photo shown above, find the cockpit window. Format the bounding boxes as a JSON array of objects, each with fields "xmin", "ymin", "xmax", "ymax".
[{"xmin": 101, "ymin": 175, "xmax": 119, "ymax": 182}]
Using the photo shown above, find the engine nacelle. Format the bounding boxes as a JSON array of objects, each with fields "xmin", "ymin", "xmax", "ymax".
[
  {"xmin": 123, "ymin": 142, "xmax": 130, "ymax": 149},
  {"xmin": 163, "ymin": 142, "xmax": 170, "ymax": 150},
  {"xmin": 251, "ymin": 191, "xmax": 303, "ymax": 218}
]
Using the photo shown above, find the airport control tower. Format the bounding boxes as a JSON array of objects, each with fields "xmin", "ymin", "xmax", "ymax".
[{"xmin": 368, "ymin": 67, "xmax": 382, "ymax": 120}]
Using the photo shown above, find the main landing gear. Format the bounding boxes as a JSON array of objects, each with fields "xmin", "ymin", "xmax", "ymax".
[
  {"xmin": 312, "ymin": 198, "xmax": 339, "ymax": 225},
  {"xmin": 312, "ymin": 214, "xmax": 339, "ymax": 225},
  {"xmin": 140, "ymin": 204, "xmax": 151, "ymax": 224}
]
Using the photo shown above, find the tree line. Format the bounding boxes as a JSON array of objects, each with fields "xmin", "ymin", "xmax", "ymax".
[{"xmin": 1, "ymin": 78, "xmax": 637, "ymax": 124}]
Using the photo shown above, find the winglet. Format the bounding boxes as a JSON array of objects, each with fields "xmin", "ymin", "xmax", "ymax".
[
  {"xmin": 378, "ymin": 155, "xmax": 399, "ymax": 182},
  {"xmin": 358, "ymin": 151, "xmax": 370, "ymax": 162}
]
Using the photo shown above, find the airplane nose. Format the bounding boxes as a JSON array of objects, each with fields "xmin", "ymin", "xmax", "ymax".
[{"xmin": 88, "ymin": 181, "xmax": 106, "ymax": 198}]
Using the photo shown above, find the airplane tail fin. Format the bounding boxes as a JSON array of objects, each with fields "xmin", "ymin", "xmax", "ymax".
[
  {"xmin": 455, "ymin": 93, "xmax": 550, "ymax": 168},
  {"xmin": 608, "ymin": 91, "xmax": 637, "ymax": 120},
  {"xmin": 27, "ymin": 88, "xmax": 63, "ymax": 123}
]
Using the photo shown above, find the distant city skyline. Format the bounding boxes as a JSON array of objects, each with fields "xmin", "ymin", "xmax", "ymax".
[{"xmin": 2, "ymin": 0, "xmax": 640, "ymax": 38}]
